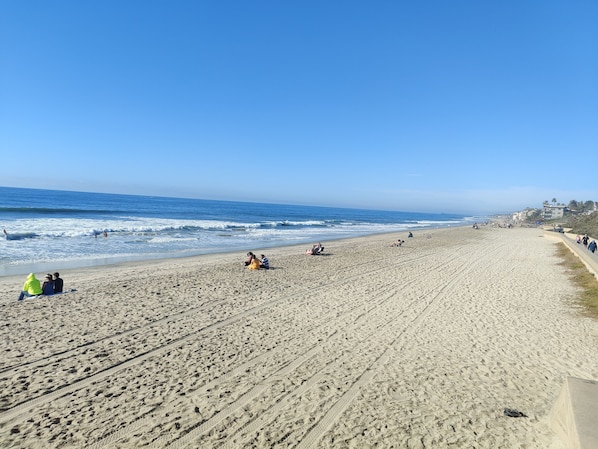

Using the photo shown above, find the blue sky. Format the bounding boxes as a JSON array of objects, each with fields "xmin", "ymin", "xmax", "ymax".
[{"xmin": 1, "ymin": 1, "xmax": 596, "ymax": 214}]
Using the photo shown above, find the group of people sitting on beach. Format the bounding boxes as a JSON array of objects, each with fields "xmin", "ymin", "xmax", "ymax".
[
  {"xmin": 18, "ymin": 272, "xmax": 63, "ymax": 301},
  {"xmin": 244, "ymin": 252, "xmax": 269, "ymax": 270},
  {"xmin": 306, "ymin": 243, "xmax": 324, "ymax": 255},
  {"xmin": 245, "ymin": 242, "xmax": 326, "ymax": 267}
]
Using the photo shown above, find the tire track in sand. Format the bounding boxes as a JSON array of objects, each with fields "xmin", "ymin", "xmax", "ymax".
[
  {"xmin": 0, "ymin": 251, "xmax": 432, "ymax": 427},
  {"xmin": 148, "ymin": 251, "xmax": 479, "ymax": 448},
  {"xmin": 294, "ymin": 240, "xmax": 504, "ymax": 449},
  {"xmin": 86, "ymin": 253, "xmax": 449, "ymax": 448}
]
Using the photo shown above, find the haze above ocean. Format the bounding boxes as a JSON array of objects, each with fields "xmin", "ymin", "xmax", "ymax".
[{"xmin": 0, "ymin": 187, "xmax": 480, "ymax": 276}]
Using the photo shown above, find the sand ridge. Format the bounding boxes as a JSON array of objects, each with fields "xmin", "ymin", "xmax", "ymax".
[{"xmin": 1, "ymin": 226, "xmax": 597, "ymax": 448}]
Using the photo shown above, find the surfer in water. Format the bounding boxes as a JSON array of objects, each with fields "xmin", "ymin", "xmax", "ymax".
[{"xmin": 3, "ymin": 229, "xmax": 37, "ymax": 240}]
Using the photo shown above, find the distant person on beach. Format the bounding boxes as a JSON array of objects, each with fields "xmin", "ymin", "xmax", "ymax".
[
  {"xmin": 260, "ymin": 254, "xmax": 269, "ymax": 269},
  {"xmin": 589, "ymin": 240, "xmax": 597, "ymax": 254},
  {"xmin": 42, "ymin": 274, "xmax": 54, "ymax": 295},
  {"xmin": 391, "ymin": 240, "xmax": 404, "ymax": 247},
  {"xmin": 307, "ymin": 243, "xmax": 324, "ymax": 255},
  {"xmin": 53, "ymin": 272, "xmax": 64, "ymax": 293},
  {"xmin": 408, "ymin": 232, "xmax": 413, "ymax": 238},
  {"xmin": 245, "ymin": 252, "xmax": 260, "ymax": 270},
  {"xmin": 103, "ymin": 230, "xmax": 108, "ymax": 238},
  {"xmin": 18, "ymin": 273, "xmax": 43, "ymax": 301},
  {"xmin": 248, "ymin": 255, "xmax": 260, "ymax": 270},
  {"xmin": 3, "ymin": 229, "xmax": 7, "ymax": 238}
]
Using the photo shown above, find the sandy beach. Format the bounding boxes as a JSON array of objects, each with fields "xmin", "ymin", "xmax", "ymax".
[{"xmin": 1, "ymin": 225, "xmax": 597, "ymax": 449}]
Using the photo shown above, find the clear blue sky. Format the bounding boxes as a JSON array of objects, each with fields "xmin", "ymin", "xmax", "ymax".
[{"xmin": 1, "ymin": 1, "xmax": 596, "ymax": 214}]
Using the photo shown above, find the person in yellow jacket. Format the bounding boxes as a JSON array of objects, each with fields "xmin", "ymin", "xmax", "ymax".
[
  {"xmin": 244, "ymin": 252, "xmax": 261, "ymax": 270},
  {"xmin": 18, "ymin": 273, "xmax": 43, "ymax": 301},
  {"xmin": 248, "ymin": 255, "xmax": 261, "ymax": 270}
]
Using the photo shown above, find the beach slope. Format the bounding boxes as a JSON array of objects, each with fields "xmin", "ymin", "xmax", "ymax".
[{"xmin": 1, "ymin": 226, "xmax": 596, "ymax": 448}]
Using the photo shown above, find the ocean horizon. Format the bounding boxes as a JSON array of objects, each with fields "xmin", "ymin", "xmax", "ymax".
[{"xmin": 0, "ymin": 186, "xmax": 482, "ymax": 276}]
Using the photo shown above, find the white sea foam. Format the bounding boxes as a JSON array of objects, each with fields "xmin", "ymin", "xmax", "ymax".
[{"xmin": 1, "ymin": 187, "xmax": 478, "ymax": 275}]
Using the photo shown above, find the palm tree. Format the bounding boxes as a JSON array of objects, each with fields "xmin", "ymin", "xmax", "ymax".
[{"xmin": 552, "ymin": 198, "xmax": 557, "ymax": 205}]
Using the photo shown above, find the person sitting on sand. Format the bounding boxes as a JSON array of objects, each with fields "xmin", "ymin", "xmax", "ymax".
[
  {"xmin": 53, "ymin": 272, "xmax": 64, "ymax": 293},
  {"xmin": 391, "ymin": 240, "xmax": 404, "ymax": 247},
  {"xmin": 260, "ymin": 254, "xmax": 269, "ymax": 269},
  {"xmin": 245, "ymin": 252, "xmax": 261, "ymax": 270},
  {"xmin": 18, "ymin": 273, "xmax": 43, "ymax": 301},
  {"xmin": 42, "ymin": 274, "xmax": 55, "ymax": 295},
  {"xmin": 248, "ymin": 255, "xmax": 261, "ymax": 270},
  {"xmin": 307, "ymin": 243, "xmax": 325, "ymax": 255}
]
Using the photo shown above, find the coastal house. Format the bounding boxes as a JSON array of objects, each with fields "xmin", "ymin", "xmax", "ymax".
[
  {"xmin": 512, "ymin": 208, "xmax": 538, "ymax": 222},
  {"xmin": 542, "ymin": 204, "xmax": 565, "ymax": 220}
]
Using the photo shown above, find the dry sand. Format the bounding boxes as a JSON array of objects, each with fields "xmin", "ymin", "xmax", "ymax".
[{"xmin": 1, "ymin": 226, "xmax": 597, "ymax": 448}]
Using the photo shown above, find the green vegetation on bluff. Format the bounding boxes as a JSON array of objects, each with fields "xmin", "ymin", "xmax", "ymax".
[
  {"xmin": 556, "ymin": 242, "xmax": 598, "ymax": 319},
  {"xmin": 565, "ymin": 212, "xmax": 598, "ymax": 238}
]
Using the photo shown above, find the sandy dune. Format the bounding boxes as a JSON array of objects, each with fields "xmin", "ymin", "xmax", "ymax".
[{"xmin": 1, "ymin": 226, "xmax": 597, "ymax": 448}]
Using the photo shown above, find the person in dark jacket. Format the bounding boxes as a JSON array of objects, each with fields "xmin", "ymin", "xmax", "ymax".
[
  {"xmin": 260, "ymin": 254, "xmax": 269, "ymax": 269},
  {"xmin": 53, "ymin": 272, "xmax": 64, "ymax": 293},
  {"xmin": 42, "ymin": 274, "xmax": 54, "ymax": 295}
]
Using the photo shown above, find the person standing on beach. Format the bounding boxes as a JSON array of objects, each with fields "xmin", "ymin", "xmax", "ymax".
[
  {"xmin": 53, "ymin": 272, "xmax": 64, "ymax": 293},
  {"xmin": 18, "ymin": 273, "xmax": 43, "ymax": 301}
]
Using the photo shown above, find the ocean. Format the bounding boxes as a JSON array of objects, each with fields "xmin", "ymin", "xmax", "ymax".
[{"xmin": 0, "ymin": 186, "xmax": 479, "ymax": 276}]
